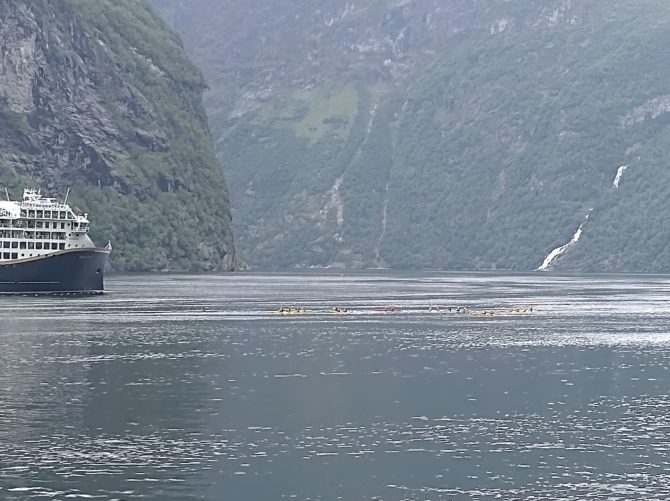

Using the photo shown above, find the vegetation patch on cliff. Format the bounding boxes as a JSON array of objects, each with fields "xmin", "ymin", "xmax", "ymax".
[{"xmin": 294, "ymin": 85, "xmax": 359, "ymax": 142}]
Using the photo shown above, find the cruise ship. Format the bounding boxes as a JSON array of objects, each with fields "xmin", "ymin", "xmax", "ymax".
[{"xmin": 0, "ymin": 189, "xmax": 111, "ymax": 293}]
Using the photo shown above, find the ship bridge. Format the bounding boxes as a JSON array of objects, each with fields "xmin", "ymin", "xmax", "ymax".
[{"xmin": 0, "ymin": 201, "xmax": 20, "ymax": 219}]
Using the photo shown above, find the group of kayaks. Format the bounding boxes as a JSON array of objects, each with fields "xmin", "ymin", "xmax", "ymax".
[
  {"xmin": 467, "ymin": 307, "xmax": 534, "ymax": 317},
  {"xmin": 276, "ymin": 306, "xmax": 351, "ymax": 315},
  {"xmin": 273, "ymin": 305, "xmax": 534, "ymax": 316}
]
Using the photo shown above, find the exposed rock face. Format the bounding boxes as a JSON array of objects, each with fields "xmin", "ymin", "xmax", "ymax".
[
  {"xmin": 154, "ymin": 0, "xmax": 578, "ymax": 122},
  {"xmin": 0, "ymin": 0, "xmax": 236, "ymax": 271},
  {"xmin": 0, "ymin": 14, "xmax": 37, "ymax": 114}
]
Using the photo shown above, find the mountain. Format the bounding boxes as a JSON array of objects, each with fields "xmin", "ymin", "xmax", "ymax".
[
  {"xmin": 0, "ymin": 0, "xmax": 236, "ymax": 271},
  {"xmin": 153, "ymin": 0, "xmax": 670, "ymax": 272}
]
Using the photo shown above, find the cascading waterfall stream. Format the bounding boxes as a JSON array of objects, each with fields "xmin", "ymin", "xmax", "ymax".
[
  {"xmin": 537, "ymin": 163, "xmax": 630, "ymax": 271},
  {"xmin": 613, "ymin": 165, "xmax": 628, "ymax": 188},
  {"xmin": 374, "ymin": 181, "xmax": 390, "ymax": 266},
  {"xmin": 537, "ymin": 213, "xmax": 590, "ymax": 271}
]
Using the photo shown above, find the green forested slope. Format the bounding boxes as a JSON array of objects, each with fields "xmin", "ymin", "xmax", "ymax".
[
  {"xmin": 0, "ymin": 0, "xmax": 236, "ymax": 271},
  {"xmin": 385, "ymin": 0, "xmax": 670, "ymax": 270},
  {"xmin": 154, "ymin": 0, "xmax": 670, "ymax": 271}
]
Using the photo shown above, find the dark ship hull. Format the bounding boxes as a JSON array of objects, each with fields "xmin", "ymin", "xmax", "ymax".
[{"xmin": 0, "ymin": 248, "xmax": 110, "ymax": 293}]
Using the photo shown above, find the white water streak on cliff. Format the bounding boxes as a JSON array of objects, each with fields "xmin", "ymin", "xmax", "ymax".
[
  {"xmin": 537, "ymin": 212, "xmax": 591, "ymax": 271},
  {"xmin": 613, "ymin": 165, "xmax": 628, "ymax": 188},
  {"xmin": 374, "ymin": 181, "xmax": 390, "ymax": 266},
  {"xmin": 325, "ymin": 176, "xmax": 345, "ymax": 242},
  {"xmin": 324, "ymin": 103, "xmax": 379, "ymax": 246}
]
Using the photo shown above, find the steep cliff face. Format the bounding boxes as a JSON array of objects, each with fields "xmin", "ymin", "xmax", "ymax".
[
  {"xmin": 154, "ymin": 0, "xmax": 670, "ymax": 272},
  {"xmin": 0, "ymin": 0, "xmax": 235, "ymax": 271}
]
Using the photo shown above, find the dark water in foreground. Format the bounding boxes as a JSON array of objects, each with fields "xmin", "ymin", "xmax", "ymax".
[{"xmin": 2, "ymin": 272, "xmax": 670, "ymax": 500}]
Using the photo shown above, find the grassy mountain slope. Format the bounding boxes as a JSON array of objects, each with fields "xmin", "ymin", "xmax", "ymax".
[
  {"xmin": 154, "ymin": 0, "xmax": 670, "ymax": 271},
  {"xmin": 0, "ymin": 0, "xmax": 235, "ymax": 271}
]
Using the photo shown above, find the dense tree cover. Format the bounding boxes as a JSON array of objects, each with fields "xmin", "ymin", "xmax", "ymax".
[{"xmin": 154, "ymin": 0, "xmax": 670, "ymax": 271}]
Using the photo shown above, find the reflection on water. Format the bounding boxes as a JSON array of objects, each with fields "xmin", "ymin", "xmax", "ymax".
[{"xmin": 2, "ymin": 272, "xmax": 670, "ymax": 499}]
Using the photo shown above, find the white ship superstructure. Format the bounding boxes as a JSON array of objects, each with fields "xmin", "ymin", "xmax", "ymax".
[{"xmin": 0, "ymin": 189, "xmax": 96, "ymax": 262}]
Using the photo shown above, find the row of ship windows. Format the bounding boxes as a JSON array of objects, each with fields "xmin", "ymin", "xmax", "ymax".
[
  {"xmin": 1, "ymin": 234, "xmax": 68, "ymax": 241},
  {"xmin": 19, "ymin": 209, "xmax": 73, "ymax": 219},
  {"xmin": 0, "ymin": 221, "xmax": 72, "ymax": 229},
  {"xmin": 1, "ymin": 241, "xmax": 66, "ymax": 250},
  {"xmin": 0, "ymin": 243, "xmax": 66, "ymax": 259}
]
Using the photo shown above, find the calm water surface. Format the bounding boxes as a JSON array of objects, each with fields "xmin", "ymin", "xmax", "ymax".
[{"xmin": 1, "ymin": 272, "xmax": 670, "ymax": 500}]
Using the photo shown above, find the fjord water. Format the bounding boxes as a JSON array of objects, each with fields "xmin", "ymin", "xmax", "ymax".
[{"xmin": 2, "ymin": 272, "xmax": 670, "ymax": 500}]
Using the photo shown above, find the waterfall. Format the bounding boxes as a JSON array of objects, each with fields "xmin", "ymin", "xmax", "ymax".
[
  {"xmin": 613, "ymin": 165, "xmax": 628, "ymax": 188},
  {"xmin": 537, "ymin": 212, "xmax": 591, "ymax": 271},
  {"xmin": 537, "ymin": 161, "xmax": 630, "ymax": 270}
]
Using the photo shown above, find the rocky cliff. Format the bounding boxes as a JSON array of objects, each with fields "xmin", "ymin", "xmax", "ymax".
[
  {"xmin": 0, "ymin": 0, "xmax": 236, "ymax": 271},
  {"xmin": 154, "ymin": 0, "xmax": 670, "ymax": 272}
]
